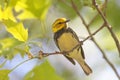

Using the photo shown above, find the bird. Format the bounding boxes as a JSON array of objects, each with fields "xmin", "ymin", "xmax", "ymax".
[{"xmin": 52, "ymin": 18, "xmax": 92, "ymax": 75}]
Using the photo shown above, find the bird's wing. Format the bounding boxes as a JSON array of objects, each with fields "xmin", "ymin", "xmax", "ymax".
[
  {"xmin": 54, "ymin": 30, "xmax": 76, "ymax": 65},
  {"xmin": 64, "ymin": 55, "xmax": 76, "ymax": 65},
  {"xmin": 67, "ymin": 27, "xmax": 85, "ymax": 59},
  {"xmin": 80, "ymin": 46, "xmax": 85, "ymax": 59}
]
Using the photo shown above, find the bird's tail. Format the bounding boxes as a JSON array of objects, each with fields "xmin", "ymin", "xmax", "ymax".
[
  {"xmin": 67, "ymin": 48, "xmax": 92, "ymax": 75},
  {"xmin": 78, "ymin": 61, "xmax": 92, "ymax": 75}
]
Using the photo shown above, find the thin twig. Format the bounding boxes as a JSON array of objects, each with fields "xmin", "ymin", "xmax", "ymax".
[
  {"xmin": 87, "ymin": 14, "xmax": 98, "ymax": 27},
  {"xmin": 82, "ymin": 23, "xmax": 105, "ymax": 42},
  {"xmin": 92, "ymin": 36, "xmax": 120, "ymax": 79},
  {"xmin": 36, "ymin": 23, "xmax": 105, "ymax": 58},
  {"xmin": 102, "ymin": 0, "xmax": 108, "ymax": 16},
  {"xmin": 35, "ymin": 23, "xmax": 105, "ymax": 58},
  {"xmin": 88, "ymin": 0, "xmax": 107, "ymax": 27},
  {"xmin": 37, "ymin": 43, "xmax": 81, "ymax": 58},
  {"xmin": 9, "ymin": 59, "xmax": 32, "ymax": 73},
  {"xmin": 70, "ymin": 0, "xmax": 120, "ymax": 79},
  {"xmin": 93, "ymin": 0, "xmax": 120, "ymax": 56}
]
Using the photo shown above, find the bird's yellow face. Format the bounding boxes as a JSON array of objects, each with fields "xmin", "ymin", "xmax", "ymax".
[{"xmin": 52, "ymin": 18, "xmax": 70, "ymax": 33}]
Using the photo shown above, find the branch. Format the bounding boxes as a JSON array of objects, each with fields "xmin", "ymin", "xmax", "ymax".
[
  {"xmin": 29, "ymin": 23, "xmax": 105, "ymax": 58},
  {"xmin": 10, "ymin": 42, "xmax": 80, "ymax": 74},
  {"xmin": 93, "ymin": 0, "xmax": 120, "ymax": 56},
  {"xmin": 36, "ymin": 43, "xmax": 81, "ymax": 59},
  {"xmin": 10, "ymin": 59, "xmax": 32, "ymax": 73},
  {"xmin": 82, "ymin": 23, "xmax": 105, "ymax": 42},
  {"xmin": 88, "ymin": 0, "xmax": 108, "ymax": 27},
  {"xmin": 70, "ymin": 0, "xmax": 120, "ymax": 79}
]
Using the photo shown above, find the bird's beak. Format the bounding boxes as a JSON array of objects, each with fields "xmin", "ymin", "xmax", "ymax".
[
  {"xmin": 61, "ymin": 19, "xmax": 70, "ymax": 24},
  {"xmin": 64, "ymin": 19, "xmax": 70, "ymax": 23}
]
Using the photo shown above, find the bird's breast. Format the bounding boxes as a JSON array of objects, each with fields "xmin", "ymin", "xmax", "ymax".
[{"xmin": 57, "ymin": 32, "xmax": 79, "ymax": 51}]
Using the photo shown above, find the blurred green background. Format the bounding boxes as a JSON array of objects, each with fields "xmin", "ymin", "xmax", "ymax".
[{"xmin": 0, "ymin": 0, "xmax": 120, "ymax": 80}]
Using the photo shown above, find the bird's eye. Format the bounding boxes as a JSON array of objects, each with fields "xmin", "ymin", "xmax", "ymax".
[{"xmin": 58, "ymin": 22, "xmax": 62, "ymax": 24}]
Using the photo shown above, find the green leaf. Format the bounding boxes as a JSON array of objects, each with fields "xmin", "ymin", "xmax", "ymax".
[
  {"xmin": 16, "ymin": 0, "xmax": 51, "ymax": 20},
  {"xmin": 55, "ymin": 0, "xmax": 82, "ymax": 19},
  {"xmin": 0, "ymin": 7, "xmax": 16, "ymax": 22},
  {"xmin": 24, "ymin": 60, "xmax": 64, "ymax": 80},
  {"xmin": 0, "ymin": 0, "xmax": 5, "ymax": 9},
  {"xmin": 9, "ymin": 0, "xmax": 20, "ymax": 7},
  {"xmin": 0, "ymin": 70, "xmax": 10, "ymax": 80},
  {"xmin": 15, "ymin": 1, "xmax": 36, "ymax": 20},
  {"xmin": 0, "ymin": 38, "xmax": 22, "ymax": 59},
  {"xmin": 0, "ymin": 0, "xmax": 20, "ymax": 22},
  {"xmin": 0, "ymin": 37, "xmax": 30, "ymax": 59},
  {"xmin": 3, "ymin": 19, "xmax": 28, "ymax": 42},
  {"xmin": 14, "ymin": 43, "xmax": 30, "ymax": 57},
  {"xmin": 106, "ymin": 0, "xmax": 120, "ymax": 31}
]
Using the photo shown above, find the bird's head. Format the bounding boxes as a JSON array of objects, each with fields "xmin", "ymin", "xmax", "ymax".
[{"xmin": 52, "ymin": 18, "xmax": 70, "ymax": 33}]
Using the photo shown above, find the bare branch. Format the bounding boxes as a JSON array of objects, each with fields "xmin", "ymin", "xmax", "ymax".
[
  {"xmin": 70, "ymin": 0, "xmax": 120, "ymax": 79},
  {"xmin": 87, "ymin": 14, "xmax": 98, "ymax": 27},
  {"xmin": 36, "ymin": 43, "xmax": 81, "ymax": 59},
  {"xmin": 88, "ymin": 0, "xmax": 108, "ymax": 27},
  {"xmin": 93, "ymin": 0, "xmax": 120, "ymax": 56},
  {"xmin": 82, "ymin": 23, "xmax": 105, "ymax": 42}
]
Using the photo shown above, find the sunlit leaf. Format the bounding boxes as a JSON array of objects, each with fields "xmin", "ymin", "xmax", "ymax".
[
  {"xmin": 26, "ymin": 0, "xmax": 51, "ymax": 20},
  {"xmin": 15, "ymin": 1, "xmax": 36, "ymax": 20},
  {"xmin": 4, "ymin": 19, "xmax": 28, "ymax": 42},
  {"xmin": 0, "ymin": 69, "xmax": 10, "ymax": 80},
  {"xmin": 16, "ymin": 0, "xmax": 51, "ymax": 20},
  {"xmin": 0, "ymin": 38, "xmax": 21, "ymax": 52},
  {"xmin": 0, "ymin": 0, "xmax": 5, "ymax": 9},
  {"xmin": 14, "ymin": 43, "xmax": 30, "ymax": 57},
  {"xmin": 0, "ymin": 38, "xmax": 22, "ymax": 59},
  {"xmin": 0, "ymin": 0, "xmax": 19, "ymax": 21},
  {"xmin": 9, "ymin": 0, "xmax": 20, "ymax": 7},
  {"xmin": 0, "ymin": 7, "xmax": 16, "ymax": 21},
  {"xmin": 24, "ymin": 60, "xmax": 64, "ymax": 80}
]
